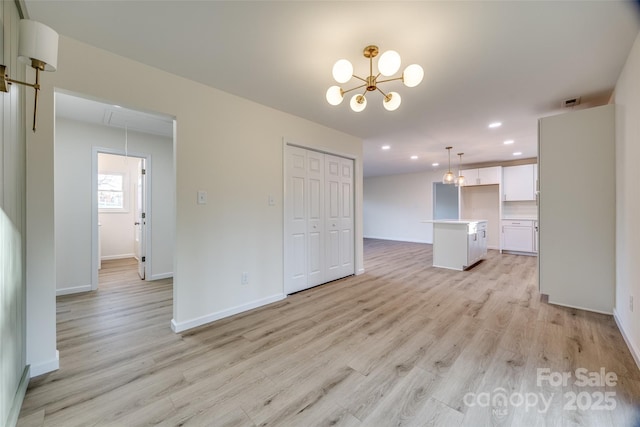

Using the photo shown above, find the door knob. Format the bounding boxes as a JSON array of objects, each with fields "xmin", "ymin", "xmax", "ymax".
[{"xmin": 134, "ymin": 222, "xmax": 140, "ymax": 225}]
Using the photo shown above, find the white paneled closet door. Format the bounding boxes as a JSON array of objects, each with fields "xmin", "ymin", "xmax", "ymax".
[
  {"xmin": 285, "ymin": 147, "xmax": 309, "ymax": 294},
  {"xmin": 285, "ymin": 146, "xmax": 355, "ymax": 294},
  {"xmin": 306, "ymin": 150, "xmax": 325, "ymax": 287},
  {"xmin": 325, "ymin": 154, "xmax": 354, "ymax": 282}
]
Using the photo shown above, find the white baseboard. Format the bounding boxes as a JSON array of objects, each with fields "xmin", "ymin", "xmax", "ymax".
[
  {"xmin": 613, "ymin": 308, "xmax": 640, "ymax": 371},
  {"xmin": 363, "ymin": 235, "xmax": 432, "ymax": 244},
  {"xmin": 29, "ymin": 350, "xmax": 59, "ymax": 377},
  {"xmin": 547, "ymin": 299, "xmax": 613, "ymax": 316},
  {"xmin": 356, "ymin": 268, "xmax": 365, "ymax": 275},
  {"xmin": 101, "ymin": 253, "xmax": 135, "ymax": 261},
  {"xmin": 149, "ymin": 272, "xmax": 173, "ymax": 281},
  {"xmin": 6, "ymin": 366, "xmax": 30, "ymax": 427},
  {"xmin": 171, "ymin": 293, "xmax": 286, "ymax": 333},
  {"xmin": 56, "ymin": 284, "xmax": 92, "ymax": 296}
]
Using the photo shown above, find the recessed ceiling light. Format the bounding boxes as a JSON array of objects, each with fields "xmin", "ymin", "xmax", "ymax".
[
  {"xmin": 513, "ymin": 152, "xmax": 522, "ymax": 156},
  {"xmin": 504, "ymin": 139, "xmax": 514, "ymax": 145},
  {"xmin": 381, "ymin": 145, "xmax": 391, "ymax": 150},
  {"xmin": 488, "ymin": 122, "xmax": 502, "ymax": 129},
  {"xmin": 432, "ymin": 162, "xmax": 439, "ymax": 167},
  {"xmin": 410, "ymin": 155, "xmax": 418, "ymax": 160},
  {"xmin": 114, "ymin": 105, "xmax": 122, "ymax": 109}
]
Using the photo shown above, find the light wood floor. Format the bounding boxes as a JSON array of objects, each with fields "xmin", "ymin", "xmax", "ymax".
[{"xmin": 17, "ymin": 240, "xmax": 640, "ymax": 426}]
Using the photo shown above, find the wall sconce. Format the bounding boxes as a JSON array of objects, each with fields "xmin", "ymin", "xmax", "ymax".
[{"xmin": 0, "ymin": 19, "xmax": 59, "ymax": 132}]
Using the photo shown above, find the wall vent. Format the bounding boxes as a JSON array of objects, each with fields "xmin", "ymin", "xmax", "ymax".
[{"xmin": 562, "ymin": 97, "xmax": 581, "ymax": 108}]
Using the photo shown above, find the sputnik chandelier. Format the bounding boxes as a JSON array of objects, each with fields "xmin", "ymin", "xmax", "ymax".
[{"xmin": 326, "ymin": 45, "xmax": 424, "ymax": 112}]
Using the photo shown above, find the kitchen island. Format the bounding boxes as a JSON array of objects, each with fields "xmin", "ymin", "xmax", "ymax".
[{"xmin": 424, "ymin": 220, "xmax": 488, "ymax": 271}]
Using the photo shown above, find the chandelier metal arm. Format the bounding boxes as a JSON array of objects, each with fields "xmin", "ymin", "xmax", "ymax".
[
  {"xmin": 376, "ymin": 86, "xmax": 390, "ymax": 99},
  {"xmin": 352, "ymin": 75, "xmax": 368, "ymax": 83},
  {"xmin": 376, "ymin": 76, "xmax": 404, "ymax": 85},
  {"xmin": 341, "ymin": 83, "xmax": 367, "ymax": 95}
]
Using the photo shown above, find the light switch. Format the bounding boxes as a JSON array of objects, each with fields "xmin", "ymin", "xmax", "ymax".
[{"xmin": 197, "ymin": 190, "xmax": 207, "ymax": 205}]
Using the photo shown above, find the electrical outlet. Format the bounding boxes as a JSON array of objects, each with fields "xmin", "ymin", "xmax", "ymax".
[
  {"xmin": 241, "ymin": 272, "xmax": 249, "ymax": 285},
  {"xmin": 630, "ymin": 296, "xmax": 634, "ymax": 312},
  {"xmin": 197, "ymin": 190, "xmax": 207, "ymax": 205}
]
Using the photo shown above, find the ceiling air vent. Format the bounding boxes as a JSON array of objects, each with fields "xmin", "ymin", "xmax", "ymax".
[{"xmin": 562, "ymin": 97, "xmax": 581, "ymax": 108}]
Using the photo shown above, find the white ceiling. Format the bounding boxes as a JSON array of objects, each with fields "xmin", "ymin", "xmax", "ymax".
[
  {"xmin": 56, "ymin": 92, "xmax": 174, "ymax": 137},
  {"xmin": 27, "ymin": 1, "xmax": 640, "ymax": 177}
]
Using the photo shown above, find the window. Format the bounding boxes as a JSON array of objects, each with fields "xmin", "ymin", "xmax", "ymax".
[{"xmin": 98, "ymin": 173, "xmax": 126, "ymax": 210}]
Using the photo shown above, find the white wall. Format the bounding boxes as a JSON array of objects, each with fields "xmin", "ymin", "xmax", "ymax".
[
  {"xmin": 1, "ymin": 1, "xmax": 30, "ymax": 424},
  {"xmin": 55, "ymin": 117, "xmax": 174, "ymax": 295},
  {"xmin": 614, "ymin": 30, "xmax": 640, "ymax": 367},
  {"xmin": 26, "ymin": 36, "xmax": 363, "ymax": 371},
  {"xmin": 364, "ymin": 170, "xmax": 444, "ymax": 244},
  {"xmin": 460, "ymin": 185, "xmax": 500, "ymax": 249},
  {"xmin": 98, "ymin": 153, "xmax": 139, "ymax": 260}
]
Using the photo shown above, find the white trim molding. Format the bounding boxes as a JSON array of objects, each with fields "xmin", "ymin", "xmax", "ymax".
[
  {"xmin": 171, "ymin": 294, "xmax": 285, "ymax": 333},
  {"xmin": 6, "ymin": 366, "xmax": 30, "ymax": 427},
  {"xmin": 29, "ymin": 350, "xmax": 59, "ymax": 377},
  {"xmin": 56, "ymin": 284, "xmax": 92, "ymax": 296},
  {"xmin": 149, "ymin": 272, "xmax": 173, "ymax": 281},
  {"xmin": 613, "ymin": 309, "xmax": 640, "ymax": 371}
]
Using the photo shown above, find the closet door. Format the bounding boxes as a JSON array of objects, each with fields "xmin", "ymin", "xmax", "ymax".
[
  {"xmin": 285, "ymin": 146, "xmax": 309, "ymax": 293},
  {"xmin": 324, "ymin": 155, "xmax": 342, "ymax": 281},
  {"xmin": 285, "ymin": 146, "xmax": 355, "ymax": 293},
  {"xmin": 306, "ymin": 150, "xmax": 325, "ymax": 287},
  {"xmin": 338, "ymin": 157, "xmax": 354, "ymax": 277}
]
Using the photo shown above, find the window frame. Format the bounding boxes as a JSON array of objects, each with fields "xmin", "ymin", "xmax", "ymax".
[{"xmin": 97, "ymin": 171, "xmax": 129, "ymax": 213}]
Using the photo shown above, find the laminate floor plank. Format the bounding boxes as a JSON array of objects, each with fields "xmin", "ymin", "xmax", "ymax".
[{"xmin": 16, "ymin": 244, "xmax": 640, "ymax": 426}]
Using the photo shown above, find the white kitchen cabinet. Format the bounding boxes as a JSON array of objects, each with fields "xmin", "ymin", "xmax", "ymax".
[
  {"xmin": 461, "ymin": 166, "xmax": 501, "ymax": 186},
  {"xmin": 501, "ymin": 219, "xmax": 534, "ymax": 253},
  {"xmin": 429, "ymin": 220, "xmax": 488, "ymax": 270},
  {"xmin": 502, "ymin": 164, "xmax": 535, "ymax": 201}
]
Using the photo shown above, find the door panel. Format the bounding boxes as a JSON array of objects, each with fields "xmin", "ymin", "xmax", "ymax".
[
  {"xmin": 291, "ymin": 233, "xmax": 306, "ymax": 280},
  {"xmin": 308, "ymin": 230, "xmax": 322, "ymax": 285}
]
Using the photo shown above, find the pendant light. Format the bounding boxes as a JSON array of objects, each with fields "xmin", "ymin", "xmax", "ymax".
[
  {"xmin": 442, "ymin": 146, "xmax": 455, "ymax": 184},
  {"xmin": 456, "ymin": 153, "xmax": 465, "ymax": 187}
]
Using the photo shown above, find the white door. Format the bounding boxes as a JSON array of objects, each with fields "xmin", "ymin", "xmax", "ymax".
[
  {"xmin": 285, "ymin": 147, "xmax": 310, "ymax": 293},
  {"xmin": 324, "ymin": 155, "xmax": 341, "ymax": 281},
  {"xmin": 306, "ymin": 150, "xmax": 325, "ymax": 287},
  {"xmin": 338, "ymin": 157, "xmax": 354, "ymax": 277},
  {"xmin": 134, "ymin": 159, "xmax": 146, "ymax": 279},
  {"xmin": 285, "ymin": 146, "xmax": 354, "ymax": 293}
]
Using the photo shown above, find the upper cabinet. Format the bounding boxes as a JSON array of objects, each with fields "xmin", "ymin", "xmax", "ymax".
[
  {"xmin": 461, "ymin": 166, "xmax": 501, "ymax": 186},
  {"xmin": 502, "ymin": 164, "xmax": 536, "ymax": 201}
]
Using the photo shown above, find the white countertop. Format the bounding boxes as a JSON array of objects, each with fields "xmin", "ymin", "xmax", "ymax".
[
  {"xmin": 422, "ymin": 219, "xmax": 487, "ymax": 224},
  {"xmin": 502, "ymin": 217, "xmax": 538, "ymax": 221}
]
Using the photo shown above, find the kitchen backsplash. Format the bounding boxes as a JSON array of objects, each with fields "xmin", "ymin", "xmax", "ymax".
[{"xmin": 503, "ymin": 200, "xmax": 538, "ymax": 219}]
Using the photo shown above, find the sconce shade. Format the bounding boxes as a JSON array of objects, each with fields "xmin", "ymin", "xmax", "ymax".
[{"xmin": 18, "ymin": 19, "xmax": 59, "ymax": 71}]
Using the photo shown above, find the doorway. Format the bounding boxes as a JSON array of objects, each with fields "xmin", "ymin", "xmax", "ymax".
[
  {"xmin": 95, "ymin": 151, "xmax": 149, "ymax": 287},
  {"xmin": 54, "ymin": 90, "xmax": 175, "ymax": 297}
]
